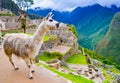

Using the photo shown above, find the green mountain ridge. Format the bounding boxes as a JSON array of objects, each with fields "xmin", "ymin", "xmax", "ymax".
[
  {"xmin": 96, "ymin": 12, "xmax": 120, "ymax": 64},
  {"xmin": 0, "ymin": 0, "xmax": 20, "ymax": 15},
  {"xmin": 77, "ymin": 11, "xmax": 113, "ymax": 50}
]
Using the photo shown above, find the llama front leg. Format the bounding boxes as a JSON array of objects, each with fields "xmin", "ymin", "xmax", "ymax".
[
  {"xmin": 29, "ymin": 66, "xmax": 33, "ymax": 79},
  {"xmin": 29, "ymin": 59, "xmax": 34, "ymax": 79}
]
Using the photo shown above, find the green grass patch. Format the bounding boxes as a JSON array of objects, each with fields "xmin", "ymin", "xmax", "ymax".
[
  {"xmin": 0, "ymin": 13, "xmax": 15, "ymax": 16},
  {"xmin": 102, "ymin": 68, "xmax": 112, "ymax": 81},
  {"xmin": 39, "ymin": 52, "xmax": 63, "ymax": 62},
  {"xmin": 2, "ymin": 28, "xmax": 34, "ymax": 37},
  {"xmin": 42, "ymin": 64, "xmax": 94, "ymax": 83},
  {"xmin": 62, "ymin": 66, "xmax": 76, "ymax": 72},
  {"xmin": 20, "ymin": 32, "xmax": 33, "ymax": 36},
  {"xmin": 110, "ymin": 67, "xmax": 120, "ymax": 74},
  {"xmin": 66, "ymin": 24, "xmax": 78, "ymax": 38},
  {"xmin": 102, "ymin": 80, "xmax": 110, "ymax": 83},
  {"xmin": 2, "ymin": 29, "xmax": 23, "ymax": 36},
  {"xmin": 43, "ymin": 35, "xmax": 50, "ymax": 42},
  {"xmin": 66, "ymin": 54, "xmax": 87, "ymax": 64},
  {"xmin": 43, "ymin": 35, "xmax": 56, "ymax": 42}
]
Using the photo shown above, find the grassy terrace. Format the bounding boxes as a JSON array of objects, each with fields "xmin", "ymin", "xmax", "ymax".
[
  {"xmin": 43, "ymin": 35, "xmax": 57, "ymax": 42},
  {"xmin": 66, "ymin": 54, "xmax": 87, "ymax": 64},
  {"xmin": 39, "ymin": 52, "xmax": 63, "ymax": 62},
  {"xmin": 37, "ymin": 63, "xmax": 94, "ymax": 83},
  {"xmin": 38, "ymin": 53, "xmax": 94, "ymax": 83},
  {"xmin": 0, "ymin": 13, "xmax": 15, "ymax": 16}
]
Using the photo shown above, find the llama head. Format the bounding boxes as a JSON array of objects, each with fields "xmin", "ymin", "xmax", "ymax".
[{"xmin": 42, "ymin": 12, "xmax": 60, "ymax": 30}]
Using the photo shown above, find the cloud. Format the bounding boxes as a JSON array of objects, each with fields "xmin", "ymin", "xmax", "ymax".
[{"xmin": 31, "ymin": 0, "xmax": 120, "ymax": 11}]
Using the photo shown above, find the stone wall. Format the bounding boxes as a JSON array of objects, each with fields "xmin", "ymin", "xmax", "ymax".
[
  {"xmin": 62, "ymin": 39, "xmax": 79, "ymax": 61},
  {"xmin": 5, "ymin": 22, "xmax": 20, "ymax": 29},
  {"xmin": 39, "ymin": 22, "xmax": 79, "ymax": 61}
]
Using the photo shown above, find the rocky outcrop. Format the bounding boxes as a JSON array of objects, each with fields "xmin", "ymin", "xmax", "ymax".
[
  {"xmin": 39, "ymin": 23, "xmax": 79, "ymax": 61},
  {"xmin": 62, "ymin": 39, "xmax": 79, "ymax": 61}
]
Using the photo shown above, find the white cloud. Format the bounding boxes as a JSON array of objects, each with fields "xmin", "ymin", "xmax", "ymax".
[{"xmin": 31, "ymin": 0, "xmax": 120, "ymax": 11}]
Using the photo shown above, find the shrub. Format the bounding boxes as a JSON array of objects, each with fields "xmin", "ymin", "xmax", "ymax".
[
  {"xmin": 66, "ymin": 23, "xmax": 78, "ymax": 38},
  {"xmin": 102, "ymin": 59, "xmax": 113, "ymax": 65}
]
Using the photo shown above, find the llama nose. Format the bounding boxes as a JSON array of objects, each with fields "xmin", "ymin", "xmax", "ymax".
[{"xmin": 56, "ymin": 23, "xmax": 59, "ymax": 28}]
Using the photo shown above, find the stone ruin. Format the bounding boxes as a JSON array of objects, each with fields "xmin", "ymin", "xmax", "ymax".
[{"xmin": 39, "ymin": 23, "xmax": 79, "ymax": 61}]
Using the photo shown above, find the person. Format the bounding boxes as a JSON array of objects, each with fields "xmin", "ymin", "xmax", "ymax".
[
  {"xmin": 85, "ymin": 54, "xmax": 92, "ymax": 64},
  {"xmin": 18, "ymin": 13, "xmax": 27, "ymax": 33}
]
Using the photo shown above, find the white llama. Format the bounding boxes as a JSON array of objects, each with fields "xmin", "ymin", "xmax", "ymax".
[{"xmin": 3, "ymin": 12, "xmax": 60, "ymax": 79}]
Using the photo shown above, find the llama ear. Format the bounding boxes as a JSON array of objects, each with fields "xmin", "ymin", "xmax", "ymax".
[
  {"xmin": 51, "ymin": 14, "xmax": 54, "ymax": 17},
  {"xmin": 46, "ymin": 12, "xmax": 53, "ymax": 19}
]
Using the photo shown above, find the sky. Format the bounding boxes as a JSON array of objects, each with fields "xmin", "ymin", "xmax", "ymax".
[{"xmin": 31, "ymin": 0, "xmax": 120, "ymax": 11}]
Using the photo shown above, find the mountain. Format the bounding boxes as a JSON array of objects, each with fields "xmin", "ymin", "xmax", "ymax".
[
  {"xmin": 96, "ymin": 12, "xmax": 120, "ymax": 64},
  {"xmin": 0, "ymin": 0, "xmax": 20, "ymax": 15},
  {"xmin": 28, "ymin": 4, "xmax": 120, "ymax": 50}
]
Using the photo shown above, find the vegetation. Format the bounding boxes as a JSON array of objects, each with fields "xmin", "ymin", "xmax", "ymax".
[
  {"xmin": 1, "ymin": 29, "xmax": 23, "ymax": 36},
  {"xmin": 15, "ymin": 0, "xmax": 34, "ymax": 11},
  {"xmin": 1, "ymin": 28, "xmax": 34, "ymax": 37},
  {"xmin": 102, "ymin": 80, "xmax": 110, "ymax": 83},
  {"xmin": 66, "ymin": 24, "xmax": 78, "ymax": 38},
  {"xmin": 0, "ymin": 0, "xmax": 20, "ymax": 15},
  {"xmin": 96, "ymin": 12, "xmax": 120, "ymax": 64},
  {"xmin": 43, "ymin": 36, "xmax": 50, "ymax": 42},
  {"xmin": 43, "ymin": 35, "xmax": 56, "ymax": 42},
  {"xmin": 110, "ymin": 67, "xmax": 120, "ymax": 74},
  {"xmin": 28, "ymin": 14, "xmax": 43, "ymax": 19},
  {"xmin": 37, "ymin": 63, "xmax": 94, "ymax": 83},
  {"xmin": 66, "ymin": 54, "xmax": 87, "ymax": 64},
  {"xmin": 83, "ymin": 47, "xmax": 120, "ymax": 70},
  {"xmin": 0, "ymin": 12, "xmax": 15, "ymax": 16},
  {"xmin": 39, "ymin": 52, "xmax": 63, "ymax": 62},
  {"xmin": 102, "ymin": 68, "xmax": 112, "ymax": 82}
]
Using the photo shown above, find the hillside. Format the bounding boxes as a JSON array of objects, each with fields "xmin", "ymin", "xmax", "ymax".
[
  {"xmin": 1, "ymin": 23, "xmax": 120, "ymax": 83},
  {"xmin": 96, "ymin": 12, "xmax": 120, "ymax": 64},
  {"xmin": 27, "ymin": 4, "xmax": 120, "ymax": 50},
  {"xmin": 0, "ymin": 0, "xmax": 20, "ymax": 15}
]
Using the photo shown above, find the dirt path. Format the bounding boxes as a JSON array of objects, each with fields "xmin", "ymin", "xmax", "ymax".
[{"xmin": 0, "ymin": 48, "xmax": 68, "ymax": 83}]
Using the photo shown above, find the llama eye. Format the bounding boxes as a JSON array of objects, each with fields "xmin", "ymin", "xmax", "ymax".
[{"xmin": 49, "ymin": 19, "xmax": 53, "ymax": 22}]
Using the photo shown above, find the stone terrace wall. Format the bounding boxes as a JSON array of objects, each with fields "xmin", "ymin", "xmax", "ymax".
[
  {"xmin": 5, "ymin": 22, "xmax": 20, "ymax": 29},
  {"xmin": 62, "ymin": 39, "xmax": 79, "ymax": 61}
]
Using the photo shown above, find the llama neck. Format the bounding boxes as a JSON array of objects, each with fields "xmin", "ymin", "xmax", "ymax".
[{"xmin": 33, "ymin": 23, "xmax": 47, "ymax": 44}]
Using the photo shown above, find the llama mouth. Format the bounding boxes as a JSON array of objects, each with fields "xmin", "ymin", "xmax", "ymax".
[{"xmin": 56, "ymin": 23, "xmax": 60, "ymax": 28}]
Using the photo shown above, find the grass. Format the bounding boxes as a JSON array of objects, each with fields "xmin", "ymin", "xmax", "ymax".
[
  {"xmin": 39, "ymin": 52, "xmax": 63, "ymax": 62},
  {"xmin": 2, "ymin": 29, "xmax": 23, "ymax": 36},
  {"xmin": 66, "ymin": 24, "xmax": 78, "ymax": 38},
  {"xmin": 102, "ymin": 80, "xmax": 110, "ymax": 83},
  {"xmin": 62, "ymin": 66, "xmax": 76, "ymax": 72},
  {"xmin": 38, "ymin": 63, "xmax": 94, "ymax": 83},
  {"xmin": 43, "ymin": 35, "xmax": 57, "ymax": 42},
  {"xmin": 66, "ymin": 54, "xmax": 87, "ymax": 64},
  {"xmin": 110, "ymin": 67, "xmax": 120, "ymax": 74},
  {"xmin": 43, "ymin": 35, "xmax": 50, "ymax": 42},
  {"xmin": 1, "ymin": 28, "xmax": 35, "ymax": 36},
  {"xmin": 0, "ymin": 13, "xmax": 15, "ymax": 16},
  {"xmin": 102, "ymin": 68, "xmax": 112, "ymax": 81}
]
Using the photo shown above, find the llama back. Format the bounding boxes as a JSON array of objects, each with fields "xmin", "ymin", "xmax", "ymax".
[{"xmin": 3, "ymin": 33, "xmax": 33, "ymax": 58}]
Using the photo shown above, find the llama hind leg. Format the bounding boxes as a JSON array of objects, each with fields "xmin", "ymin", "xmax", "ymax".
[{"xmin": 8, "ymin": 55, "xmax": 19, "ymax": 70}]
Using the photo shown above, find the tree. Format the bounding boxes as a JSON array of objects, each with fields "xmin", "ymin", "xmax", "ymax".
[{"xmin": 15, "ymin": 0, "xmax": 34, "ymax": 11}]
